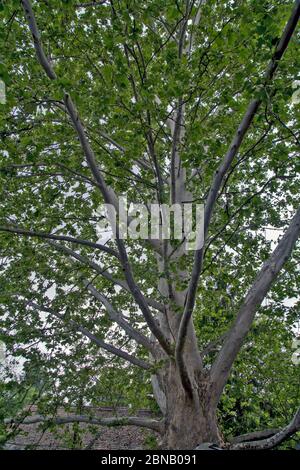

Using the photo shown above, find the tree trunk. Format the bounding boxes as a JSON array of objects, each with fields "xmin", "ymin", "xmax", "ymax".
[
  {"xmin": 161, "ymin": 364, "xmax": 222, "ymax": 449},
  {"xmin": 152, "ymin": 308, "xmax": 223, "ymax": 449},
  {"xmin": 153, "ymin": 244, "xmax": 223, "ymax": 449}
]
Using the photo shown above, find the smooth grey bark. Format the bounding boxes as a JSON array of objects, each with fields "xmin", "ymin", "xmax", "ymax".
[
  {"xmin": 210, "ymin": 207, "xmax": 300, "ymax": 406},
  {"xmin": 21, "ymin": 0, "xmax": 57, "ymax": 80},
  {"xmin": 231, "ymin": 408, "xmax": 300, "ymax": 450},
  {"xmin": 85, "ymin": 282, "xmax": 155, "ymax": 353},
  {"xmin": 5, "ymin": 414, "xmax": 163, "ymax": 433},
  {"xmin": 230, "ymin": 428, "xmax": 281, "ymax": 444},
  {"xmin": 0, "ymin": 225, "xmax": 119, "ymax": 258},
  {"xmin": 29, "ymin": 301, "xmax": 151, "ymax": 370},
  {"xmin": 45, "ymin": 239, "xmax": 164, "ymax": 312}
]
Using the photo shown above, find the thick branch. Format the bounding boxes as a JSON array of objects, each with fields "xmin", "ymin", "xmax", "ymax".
[
  {"xmin": 231, "ymin": 408, "xmax": 300, "ymax": 450},
  {"xmin": 175, "ymin": 0, "xmax": 300, "ymax": 393},
  {"xmin": 210, "ymin": 207, "xmax": 300, "ymax": 404},
  {"xmin": 5, "ymin": 414, "xmax": 163, "ymax": 433},
  {"xmin": 85, "ymin": 282, "xmax": 155, "ymax": 353},
  {"xmin": 46, "ymin": 240, "xmax": 164, "ymax": 313},
  {"xmin": 0, "ymin": 225, "xmax": 119, "ymax": 259},
  {"xmin": 231, "ymin": 428, "xmax": 281, "ymax": 444},
  {"xmin": 21, "ymin": 0, "xmax": 56, "ymax": 80},
  {"xmin": 29, "ymin": 301, "xmax": 150, "ymax": 370},
  {"xmin": 63, "ymin": 93, "xmax": 118, "ymax": 207},
  {"xmin": 112, "ymin": 233, "xmax": 173, "ymax": 356}
]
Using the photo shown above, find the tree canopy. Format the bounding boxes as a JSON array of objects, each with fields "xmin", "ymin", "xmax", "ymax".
[{"xmin": 0, "ymin": 0, "xmax": 299, "ymax": 450}]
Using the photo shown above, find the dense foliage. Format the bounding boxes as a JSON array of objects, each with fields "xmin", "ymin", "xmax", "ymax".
[{"xmin": 0, "ymin": 0, "xmax": 299, "ymax": 449}]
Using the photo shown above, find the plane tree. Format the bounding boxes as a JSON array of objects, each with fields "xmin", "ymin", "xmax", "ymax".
[{"xmin": 0, "ymin": 0, "xmax": 299, "ymax": 449}]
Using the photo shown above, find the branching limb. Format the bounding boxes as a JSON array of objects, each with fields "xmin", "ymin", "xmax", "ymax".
[
  {"xmin": 175, "ymin": 1, "xmax": 300, "ymax": 394},
  {"xmin": 210, "ymin": 207, "xmax": 300, "ymax": 405},
  {"xmin": 21, "ymin": 0, "xmax": 56, "ymax": 80},
  {"xmin": 84, "ymin": 281, "xmax": 155, "ymax": 353},
  {"xmin": 0, "ymin": 225, "xmax": 119, "ymax": 259},
  {"xmin": 46, "ymin": 240, "xmax": 164, "ymax": 313},
  {"xmin": 230, "ymin": 408, "xmax": 300, "ymax": 449},
  {"xmin": 28, "ymin": 301, "xmax": 151, "ymax": 370},
  {"xmin": 5, "ymin": 414, "xmax": 163, "ymax": 433},
  {"xmin": 230, "ymin": 428, "xmax": 281, "ymax": 444}
]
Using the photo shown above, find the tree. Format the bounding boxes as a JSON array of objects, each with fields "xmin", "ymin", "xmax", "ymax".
[{"xmin": 0, "ymin": 0, "xmax": 299, "ymax": 450}]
